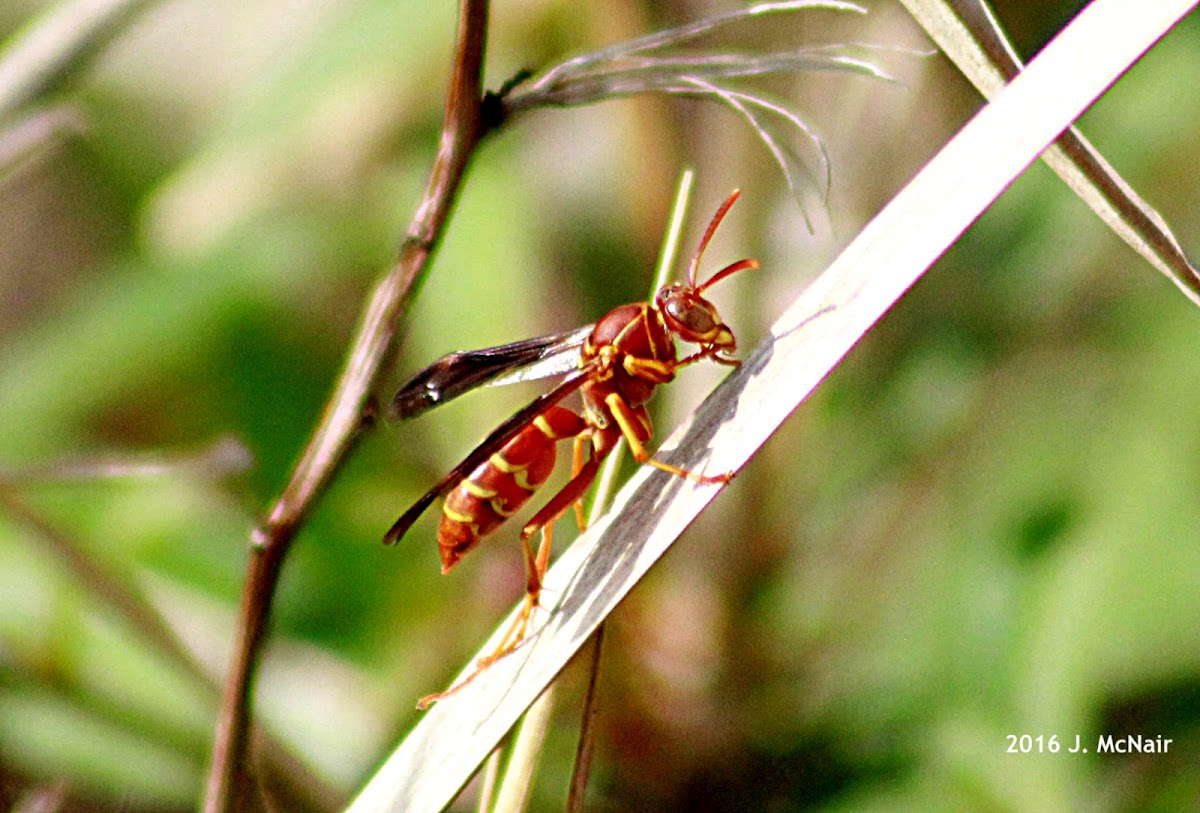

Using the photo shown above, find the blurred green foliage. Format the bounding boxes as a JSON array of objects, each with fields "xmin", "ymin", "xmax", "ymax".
[{"xmin": 1, "ymin": 1, "xmax": 1198, "ymax": 811}]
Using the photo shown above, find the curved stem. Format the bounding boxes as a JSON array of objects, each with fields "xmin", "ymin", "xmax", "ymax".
[{"xmin": 201, "ymin": 2, "xmax": 490, "ymax": 810}]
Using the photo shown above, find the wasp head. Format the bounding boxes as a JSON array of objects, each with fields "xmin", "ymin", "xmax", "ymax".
[
  {"xmin": 655, "ymin": 189, "xmax": 758, "ymax": 361},
  {"xmin": 656, "ymin": 283, "xmax": 737, "ymax": 353}
]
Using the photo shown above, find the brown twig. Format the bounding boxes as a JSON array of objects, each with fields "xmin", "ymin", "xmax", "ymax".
[
  {"xmin": 566, "ymin": 625, "xmax": 605, "ymax": 813},
  {"xmin": 201, "ymin": 2, "xmax": 491, "ymax": 810}
]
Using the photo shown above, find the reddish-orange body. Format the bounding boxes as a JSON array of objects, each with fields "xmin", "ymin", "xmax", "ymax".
[
  {"xmin": 435, "ymin": 299, "xmax": 702, "ymax": 574},
  {"xmin": 438, "ymin": 406, "xmax": 584, "ymax": 572}
]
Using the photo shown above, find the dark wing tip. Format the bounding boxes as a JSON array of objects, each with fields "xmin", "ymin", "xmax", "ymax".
[
  {"xmin": 383, "ymin": 491, "xmax": 440, "ymax": 545},
  {"xmin": 388, "ymin": 380, "xmax": 440, "ymax": 421},
  {"xmin": 388, "ymin": 328, "xmax": 593, "ymax": 421}
]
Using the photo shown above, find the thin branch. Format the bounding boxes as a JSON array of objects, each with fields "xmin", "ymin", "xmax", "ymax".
[{"xmin": 201, "ymin": 1, "xmax": 491, "ymax": 811}]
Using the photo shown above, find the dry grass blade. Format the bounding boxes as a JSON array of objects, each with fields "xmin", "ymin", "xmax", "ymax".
[
  {"xmin": 0, "ymin": 104, "xmax": 84, "ymax": 174},
  {"xmin": 516, "ymin": 0, "xmax": 868, "ymax": 92},
  {"xmin": 902, "ymin": 0, "xmax": 1200, "ymax": 303},
  {"xmin": 0, "ymin": 482, "xmax": 341, "ymax": 813},
  {"xmin": 0, "ymin": 436, "xmax": 252, "ymax": 483},
  {"xmin": 0, "ymin": 0, "xmax": 159, "ymax": 120},
  {"xmin": 678, "ymin": 77, "xmax": 830, "ymax": 228},
  {"xmin": 345, "ymin": 2, "xmax": 1190, "ymax": 811},
  {"xmin": 502, "ymin": 1, "xmax": 896, "ymax": 218}
]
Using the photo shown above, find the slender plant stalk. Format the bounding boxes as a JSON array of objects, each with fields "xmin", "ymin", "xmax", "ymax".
[
  {"xmin": 565, "ymin": 625, "xmax": 605, "ymax": 813},
  {"xmin": 489, "ymin": 686, "xmax": 556, "ymax": 813},
  {"xmin": 562, "ymin": 170, "xmax": 697, "ymax": 811},
  {"xmin": 202, "ymin": 2, "xmax": 491, "ymax": 810},
  {"xmin": 489, "ymin": 171, "xmax": 697, "ymax": 813},
  {"xmin": 475, "ymin": 747, "xmax": 503, "ymax": 812}
]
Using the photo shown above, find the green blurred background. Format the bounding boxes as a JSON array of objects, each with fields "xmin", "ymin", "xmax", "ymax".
[{"xmin": 2, "ymin": 0, "xmax": 1198, "ymax": 810}]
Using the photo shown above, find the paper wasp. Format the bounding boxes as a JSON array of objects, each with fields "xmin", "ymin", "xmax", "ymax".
[{"xmin": 386, "ymin": 190, "xmax": 756, "ymax": 706}]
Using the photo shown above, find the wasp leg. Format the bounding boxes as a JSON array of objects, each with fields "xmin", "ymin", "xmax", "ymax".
[
  {"xmin": 622, "ymin": 355, "xmax": 676, "ymax": 383},
  {"xmin": 571, "ymin": 432, "xmax": 589, "ymax": 532},
  {"xmin": 676, "ymin": 346, "xmax": 740, "ymax": 368},
  {"xmin": 603, "ymin": 392, "xmax": 733, "ymax": 485},
  {"xmin": 417, "ymin": 445, "xmax": 608, "ymax": 709},
  {"xmin": 490, "ymin": 445, "xmax": 611, "ymax": 656}
]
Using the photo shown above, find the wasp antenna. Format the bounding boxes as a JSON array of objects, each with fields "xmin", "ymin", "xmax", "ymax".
[
  {"xmin": 696, "ymin": 257, "xmax": 758, "ymax": 295},
  {"xmin": 686, "ymin": 189, "xmax": 742, "ymax": 287}
]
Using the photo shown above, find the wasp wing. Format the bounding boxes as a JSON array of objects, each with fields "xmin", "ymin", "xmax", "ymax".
[
  {"xmin": 486, "ymin": 327, "xmax": 595, "ymax": 388},
  {"xmin": 389, "ymin": 326, "xmax": 592, "ymax": 420},
  {"xmin": 384, "ymin": 366, "xmax": 593, "ymax": 546}
]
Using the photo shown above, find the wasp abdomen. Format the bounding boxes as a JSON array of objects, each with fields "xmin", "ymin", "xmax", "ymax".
[{"xmin": 437, "ymin": 406, "xmax": 585, "ymax": 573}]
